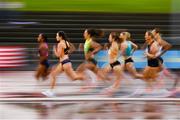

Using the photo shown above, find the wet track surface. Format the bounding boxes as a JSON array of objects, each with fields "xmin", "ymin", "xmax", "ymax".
[
  {"xmin": 0, "ymin": 71, "xmax": 179, "ymax": 119},
  {"xmin": 1, "ymin": 101, "xmax": 179, "ymax": 119}
]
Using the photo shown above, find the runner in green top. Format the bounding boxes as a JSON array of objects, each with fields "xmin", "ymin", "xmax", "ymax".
[
  {"xmin": 76, "ymin": 28, "xmax": 105, "ymax": 91},
  {"xmin": 77, "ymin": 28, "xmax": 103, "ymax": 72},
  {"xmin": 84, "ymin": 38, "xmax": 92, "ymax": 54}
]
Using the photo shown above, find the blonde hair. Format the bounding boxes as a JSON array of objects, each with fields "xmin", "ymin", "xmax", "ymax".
[{"xmin": 122, "ymin": 32, "xmax": 131, "ymax": 40}]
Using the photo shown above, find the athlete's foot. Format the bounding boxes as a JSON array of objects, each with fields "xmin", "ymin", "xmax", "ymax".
[
  {"xmin": 154, "ymin": 88, "xmax": 171, "ymax": 97},
  {"xmin": 169, "ymin": 88, "xmax": 180, "ymax": 97},
  {"xmin": 101, "ymin": 86, "xmax": 119, "ymax": 96},
  {"xmin": 155, "ymin": 79, "xmax": 164, "ymax": 90},
  {"xmin": 42, "ymin": 90, "xmax": 56, "ymax": 97},
  {"xmin": 80, "ymin": 82, "xmax": 97, "ymax": 92},
  {"xmin": 35, "ymin": 77, "xmax": 40, "ymax": 81},
  {"xmin": 142, "ymin": 87, "xmax": 171, "ymax": 97},
  {"xmin": 163, "ymin": 69, "xmax": 171, "ymax": 77},
  {"xmin": 128, "ymin": 87, "xmax": 144, "ymax": 97},
  {"xmin": 42, "ymin": 76, "xmax": 49, "ymax": 81},
  {"xmin": 145, "ymin": 87, "xmax": 153, "ymax": 93}
]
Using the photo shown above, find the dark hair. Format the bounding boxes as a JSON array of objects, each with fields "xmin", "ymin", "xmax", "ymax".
[
  {"xmin": 146, "ymin": 30, "xmax": 154, "ymax": 39},
  {"xmin": 110, "ymin": 32, "xmax": 121, "ymax": 43},
  {"xmin": 40, "ymin": 33, "xmax": 48, "ymax": 42},
  {"xmin": 86, "ymin": 28, "xmax": 104, "ymax": 38},
  {"xmin": 57, "ymin": 31, "xmax": 69, "ymax": 41},
  {"xmin": 154, "ymin": 28, "xmax": 160, "ymax": 34}
]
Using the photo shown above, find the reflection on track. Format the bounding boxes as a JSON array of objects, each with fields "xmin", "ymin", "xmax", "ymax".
[{"xmin": 1, "ymin": 101, "xmax": 179, "ymax": 119}]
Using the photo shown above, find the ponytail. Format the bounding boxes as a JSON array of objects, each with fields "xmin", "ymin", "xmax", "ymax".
[
  {"xmin": 86, "ymin": 28, "xmax": 104, "ymax": 38},
  {"xmin": 40, "ymin": 33, "xmax": 48, "ymax": 42},
  {"xmin": 110, "ymin": 32, "xmax": 121, "ymax": 43},
  {"xmin": 57, "ymin": 31, "xmax": 69, "ymax": 42}
]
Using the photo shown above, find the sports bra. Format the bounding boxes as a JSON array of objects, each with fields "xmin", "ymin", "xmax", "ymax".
[{"xmin": 64, "ymin": 40, "xmax": 70, "ymax": 55}]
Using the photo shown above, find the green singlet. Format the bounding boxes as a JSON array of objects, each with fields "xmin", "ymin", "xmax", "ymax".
[{"xmin": 84, "ymin": 39, "xmax": 92, "ymax": 54}]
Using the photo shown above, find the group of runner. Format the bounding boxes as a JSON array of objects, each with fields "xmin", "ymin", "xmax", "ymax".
[{"xmin": 35, "ymin": 28, "xmax": 178, "ymax": 97}]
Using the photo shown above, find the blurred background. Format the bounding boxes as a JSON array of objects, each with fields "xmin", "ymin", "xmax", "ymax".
[
  {"xmin": 0, "ymin": 0, "xmax": 179, "ymax": 120},
  {"xmin": 0, "ymin": 0, "xmax": 180, "ymax": 70}
]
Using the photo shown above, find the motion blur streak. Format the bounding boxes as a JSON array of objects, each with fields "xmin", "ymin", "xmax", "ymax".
[{"xmin": 0, "ymin": 46, "xmax": 27, "ymax": 68}]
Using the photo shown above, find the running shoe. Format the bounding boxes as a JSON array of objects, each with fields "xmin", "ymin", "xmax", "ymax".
[{"xmin": 42, "ymin": 90, "xmax": 56, "ymax": 97}]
